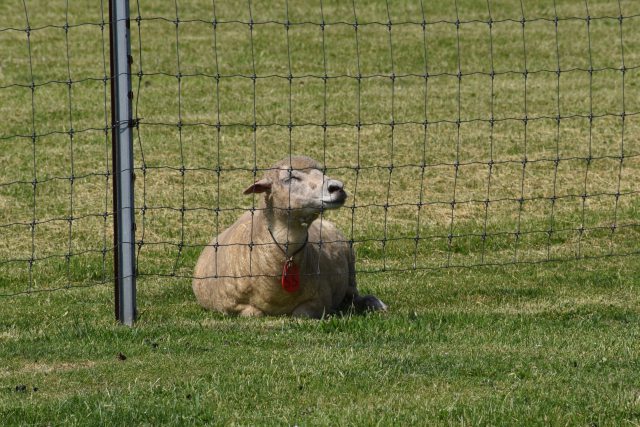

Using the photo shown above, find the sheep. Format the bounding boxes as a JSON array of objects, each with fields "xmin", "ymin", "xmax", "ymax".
[{"xmin": 192, "ymin": 155, "xmax": 387, "ymax": 318}]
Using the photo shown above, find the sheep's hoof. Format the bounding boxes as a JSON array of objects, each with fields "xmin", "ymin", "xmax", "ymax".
[{"xmin": 351, "ymin": 295, "xmax": 388, "ymax": 313}]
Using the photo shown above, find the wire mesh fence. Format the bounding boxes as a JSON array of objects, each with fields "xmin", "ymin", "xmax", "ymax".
[
  {"xmin": 127, "ymin": 0, "xmax": 640, "ymax": 281},
  {"xmin": 1, "ymin": 0, "xmax": 639, "ymax": 300},
  {"xmin": 1, "ymin": 1, "xmax": 114, "ymax": 296}
]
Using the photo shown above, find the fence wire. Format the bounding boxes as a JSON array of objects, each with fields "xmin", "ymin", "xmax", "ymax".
[
  {"xmin": 128, "ymin": 0, "xmax": 640, "ymax": 281},
  {"xmin": 0, "ymin": 1, "xmax": 113, "ymax": 296},
  {"xmin": 1, "ymin": 0, "xmax": 639, "ymax": 297}
]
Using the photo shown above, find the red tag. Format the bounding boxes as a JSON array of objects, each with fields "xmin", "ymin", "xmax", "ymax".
[{"xmin": 281, "ymin": 259, "xmax": 300, "ymax": 293}]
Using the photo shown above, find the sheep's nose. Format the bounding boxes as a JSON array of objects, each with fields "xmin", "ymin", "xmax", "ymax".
[{"xmin": 327, "ymin": 180, "xmax": 344, "ymax": 194}]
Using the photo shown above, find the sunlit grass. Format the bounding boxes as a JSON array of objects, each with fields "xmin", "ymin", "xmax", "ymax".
[{"xmin": 0, "ymin": 0, "xmax": 639, "ymax": 424}]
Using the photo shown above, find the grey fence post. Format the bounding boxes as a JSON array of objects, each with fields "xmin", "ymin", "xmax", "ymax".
[{"xmin": 109, "ymin": 0, "xmax": 136, "ymax": 325}]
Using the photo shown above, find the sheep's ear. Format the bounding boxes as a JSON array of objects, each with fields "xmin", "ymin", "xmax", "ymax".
[{"xmin": 243, "ymin": 178, "xmax": 272, "ymax": 195}]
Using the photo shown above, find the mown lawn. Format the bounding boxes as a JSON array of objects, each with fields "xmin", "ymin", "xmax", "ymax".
[
  {"xmin": 2, "ymin": 256, "xmax": 639, "ymax": 425},
  {"xmin": 1, "ymin": 0, "xmax": 639, "ymax": 424}
]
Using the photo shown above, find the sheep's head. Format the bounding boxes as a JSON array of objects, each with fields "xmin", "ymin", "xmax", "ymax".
[{"xmin": 243, "ymin": 156, "xmax": 347, "ymax": 223}]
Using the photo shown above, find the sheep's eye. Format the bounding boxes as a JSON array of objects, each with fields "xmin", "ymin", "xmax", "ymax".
[{"xmin": 284, "ymin": 175, "xmax": 300, "ymax": 183}]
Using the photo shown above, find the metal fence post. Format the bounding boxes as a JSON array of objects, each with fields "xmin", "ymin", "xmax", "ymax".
[{"xmin": 109, "ymin": 0, "xmax": 136, "ymax": 325}]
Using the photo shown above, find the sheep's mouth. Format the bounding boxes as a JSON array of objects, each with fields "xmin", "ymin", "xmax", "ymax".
[{"xmin": 321, "ymin": 192, "xmax": 347, "ymax": 209}]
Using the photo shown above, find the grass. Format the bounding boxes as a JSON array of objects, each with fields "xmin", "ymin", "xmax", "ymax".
[
  {"xmin": 1, "ymin": 0, "xmax": 640, "ymax": 424},
  {"xmin": 1, "ymin": 258, "xmax": 639, "ymax": 425}
]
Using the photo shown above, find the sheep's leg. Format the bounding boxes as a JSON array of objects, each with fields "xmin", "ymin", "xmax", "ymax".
[
  {"xmin": 353, "ymin": 295, "xmax": 387, "ymax": 312},
  {"xmin": 291, "ymin": 302, "xmax": 326, "ymax": 319},
  {"xmin": 237, "ymin": 305, "xmax": 264, "ymax": 317},
  {"xmin": 339, "ymin": 292, "xmax": 387, "ymax": 314}
]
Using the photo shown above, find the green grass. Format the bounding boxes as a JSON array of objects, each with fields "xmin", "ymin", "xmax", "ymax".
[
  {"xmin": 1, "ymin": 258, "xmax": 639, "ymax": 425},
  {"xmin": 1, "ymin": 0, "xmax": 640, "ymax": 424}
]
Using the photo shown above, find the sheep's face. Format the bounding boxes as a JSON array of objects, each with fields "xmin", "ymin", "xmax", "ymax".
[{"xmin": 244, "ymin": 156, "xmax": 347, "ymax": 221}]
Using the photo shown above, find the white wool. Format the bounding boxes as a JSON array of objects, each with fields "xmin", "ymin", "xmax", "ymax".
[{"xmin": 192, "ymin": 156, "xmax": 386, "ymax": 318}]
